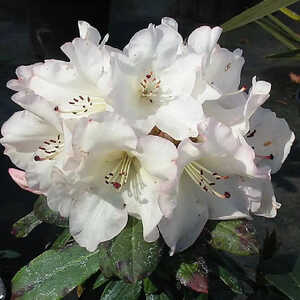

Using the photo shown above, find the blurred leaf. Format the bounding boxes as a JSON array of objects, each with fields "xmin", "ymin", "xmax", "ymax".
[
  {"xmin": 11, "ymin": 211, "xmax": 42, "ymax": 238},
  {"xmin": 280, "ymin": 7, "xmax": 300, "ymax": 21},
  {"xmin": 100, "ymin": 280, "xmax": 142, "ymax": 300},
  {"xmin": 217, "ymin": 265, "xmax": 244, "ymax": 294},
  {"xmin": 144, "ymin": 278, "xmax": 158, "ymax": 295},
  {"xmin": 0, "ymin": 249, "xmax": 21, "ymax": 259},
  {"xmin": 209, "ymin": 220, "xmax": 259, "ymax": 256},
  {"xmin": 34, "ymin": 195, "xmax": 68, "ymax": 227},
  {"xmin": 98, "ymin": 217, "xmax": 164, "ymax": 283},
  {"xmin": 92, "ymin": 273, "xmax": 110, "ymax": 290},
  {"xmin": 51, "ymin": 228, "xmax": 72, "ymax": 250},
  {"xmin": 145, "ymin": 293, "xmax": 170, "ymax": 300},
  {"xmin": 11, "ymin": 243, "xmax": 100, "ymax": 299},
  {"xmin": 222, "ymin": 0, "xmax": 299, "ymax": 32},
  {"xmin": 256, "ymin": 17, "xmax": 299, "ymax": 49},
  {"xmin": 260, "ymin": 229, "xmax": 280, "ymax": 260},
  {"xmin": 176, "ymin": 262, "xmax": 208, "ymax": 294},
  {"xmin": 265, "ymin": 255, "xmax": 300, "ymax": 300},
  {"xmin": 266, "ymin": 49, "xmax": 300, "ymax": 59},
  {"xmin": 267, "ymin": 15, "xmax": 300, "ymax": 42}
]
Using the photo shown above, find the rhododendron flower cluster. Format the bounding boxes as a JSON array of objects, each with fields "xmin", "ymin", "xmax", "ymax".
[{"xmin": 1, "ymin": 18, "xmax": 294, "ymax": 254}]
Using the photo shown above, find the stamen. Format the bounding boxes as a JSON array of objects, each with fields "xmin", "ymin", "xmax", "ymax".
[
  {"xmin": 246, "ymin": 129, "xmax": 256, "ymax": 138},
  {"xmin": 104, "ymin": 153, "xmax": 133, "ymax": 191},
  {"xmin": 33, "ymin": 134, "xmax": 64, "ymax": 162},
  {"xmin": 223, "ymin": 86, "xmax": 247, "ymax": 97},
  {"xmin": 256, "ymin": 154, "xmax": 274, "ymax": 160},
  {"xmin": 54, "ymin": 96, "xmax": 105, "ymax": 115},
  {"xmin": 184, "ymin": 162, "xmax": 231, "ymax": 199},
  {"xmin": 139, "ymin": 72, "xmax": 162, "ymax": 104}
]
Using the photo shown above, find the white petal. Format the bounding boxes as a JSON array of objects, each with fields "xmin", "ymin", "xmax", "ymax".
[
  {"xmin": 159, "ymin": 173, "xmax": 208, "ymax": 254},
  {"xmin": 188, "ymin": 26, "xmax": 222, "ymax": 54},
  {"xmin": 136, "ymin": 135, "xmax": 178, "ymax": 180},
  {"xmin": 69, "ymin": 191, "xmax": 128, "ymax": 251},
  {"xmin": 156, "ymin": 96, "xmax": 204, "ymax": 140},
  {"xmin": 78, "ymin": 20, "xmax": 101, "ymax": 44},
  {"xmin": 246, "ymin": 107, "xmax": 295, "ymax": 173}
]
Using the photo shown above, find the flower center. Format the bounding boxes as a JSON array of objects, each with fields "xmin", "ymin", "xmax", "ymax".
[
  {"xmin": 104, "ymin": 152, "xmax": 134, "ymax": 190},
  {"xmin": 139, "ymin": 72, "xmax": 161, "ymax": 103},
  {"xmin": 184, "ymin": 161, "xmax": 231, "ymax": 199},
  {"xmin": 34, "ymin": 134, "xmax": 64, "ymax": 161},
  {"xmin": 54, "ymin": 95, "xmax": 106, "ymax": 116}
]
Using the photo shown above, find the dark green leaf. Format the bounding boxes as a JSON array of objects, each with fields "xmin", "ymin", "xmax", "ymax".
[
  {"xmin": 217, "ymin": 265, "xmax": 244, "ymax": 294},
  {"xmin": 265, "ymin": 255, "xmax": 300, "ymax": 300},
  {"xmin": 34, "ymin": 195, "xmax": 68, "ymax": 227},
  {"xmin": 209, "ymin": 220, "xmax": 259, "ymax": 256},
  {"xmin": 143, "ymin": 278, "xmax": 158, "ymax": 295},
  {"xmin": 51, "ymin": 229, "xmax": 72, "ymax": 250},
  {"xmin": 176, "ymin": 262, "xmax": 208, "ymax": 293},
  {"xmin": 266, "ymin": 49, "xmax": 300, "ymax": 59},
  {"xmin": 100, "ymin": 280, "xmax": 142, "ymax": 300},
  {"xmin": 11, "ymin": 211, "xmax": 43, "ymax": 238},
  {"xmin": 93, "ymin": 273, "xmax": 110, "ymax": 290},
  {"xmin": 255, "ymin": 18, "xmax": 299, "ymax": 49},
  {"xmin": 145, "ymin": 293, "xmax": 170, "ymax": 300},
  {"xmin": 98, "ymin": 217, "xmax": 164, "ymax": 283},
  {"xmin": 222, "ymin": 0, "xmax": 300, "ymax": 32},
  {"xmin": 11, "ymin": 243, "xmax": 100, "ymax": 299},
  {"xmin": 0, "ymin": 249, "xmax": 21, "ymax": 259}
]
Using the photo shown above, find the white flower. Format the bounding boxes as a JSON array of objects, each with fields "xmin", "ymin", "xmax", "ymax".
[
  {"xmin": 46, "ymin": 112, "xmax": 178, "ymax": 251},
  {"xmin": 108, "ymin": 17, "xmax": 203, "ymax": 140},
  {"xmin": 158, "ymin": 117, "xmax": 269, "ymax": 254},
  {"xmin": 7, "ymin": 21, "xmax": 111, "ymax": 120},
  {"xmin": 245, "ymin": 107, "xmax": 295, "ymax": 174},
  {"xmin": 0, "ymin": 98, "xmax": 73, "ymax": 194}
]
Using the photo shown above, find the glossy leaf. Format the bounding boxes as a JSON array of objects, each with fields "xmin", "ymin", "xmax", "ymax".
[
  {"xmin": 92, "ymin": 273, "xmax": 110, "ymax": 290},
  {"xmin": 217, "ymin": 265, "xmax": 244, "ymax": 294},
  {"xmin": 209, "ymin": 220, "xmax": 259, "ymax": 256},
  {"xmin": 11, "ymin": 243, "xmax": 100, "ymax": 299},
  {"xmin": 222, "ymin": 0, "xmax": 299, "ymax": 32},
  {"xmin": 98, "ymin": 217, "xmax": 164, "ymax": 283},
  {"xmin": 11, "ymin": 211, "xmax": 42, "ymax": 238},
  {"xmin": 51, "ymin": 229, "xmax": 72, "ymax": 250},
  {"xmin": 265, "ymin": 255, "xmax": 300, "ymax": 300},
  {"xmin": 100, "ymin": 280, "xmax": 142, "ymax": 300},
  {"xmin": 33, "ymin": 195, "xmax": 68, "ymax": 228}
]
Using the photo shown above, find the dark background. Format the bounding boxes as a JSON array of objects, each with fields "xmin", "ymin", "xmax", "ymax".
[{"xmin": 0, "ymin": 1, "xmax": 299, "ymax": 299}]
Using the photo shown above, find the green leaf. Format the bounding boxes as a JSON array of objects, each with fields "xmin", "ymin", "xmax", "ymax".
[
  {"xmin": 98, "ymin": 217, "xmax": 164, "ymax": 283},
  {"xmin": 266, "ymin": 49, "xmax": 300, "ymax": 59},
  {"xmin": 92, "ymin": 273, "xmax": 110, "ymax": 290},
  {"xmin": 11, "ymin": 243, "xmax": 100, "ymax": 299},
  {"xmin": 33, "ymin": 195, "xmax": 68, "ymax": 227},
  {"xmin": 11, "ymin": 211, "xmax": 43, "ymax": 238},
  {"xmin": 0, "ymin": 249, "xmax": 21, "ymax": 259},
  {"xmin": 217, "ymin": 265, "xmax": 244, "ymax": 294},
  {"xmin": 143, "ymin": 278, "xmax": 158, "ymax": 295},
  {"xmin": 51, "ymin": 229, "xmax": 72, "ymax": 250},
  {"xmin": 100, "ymin": 280, "xmax": 142, "ymax": 300},
  {"xmin": 222, "ymin": 0, "xmax": 300, "ymax": 32},
  {"xmin": 255, "ymin": 18, "xmax": 299, "ymax": 49},
  {"xmin": 176, "ymin": 262, "xmax": 208, "ymax": 293},
  {"xmin": 145, "ymin": 293, "xmax": 170, "ymax": 300},
  {"xmin": 265, "ymin": 255, "xmax": 300, "ymax": 300},
  {"xmin": 209, "ymin": 219, "xmax": 259, "ymax": 256}
]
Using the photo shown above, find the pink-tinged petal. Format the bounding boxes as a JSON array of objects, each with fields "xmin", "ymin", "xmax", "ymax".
[{"xmin": 8, "ymin": 168, "xmax": 42, "ymax": 195}]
